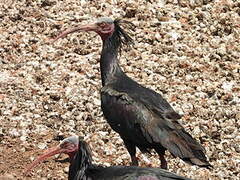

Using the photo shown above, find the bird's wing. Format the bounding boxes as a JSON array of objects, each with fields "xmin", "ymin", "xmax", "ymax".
[
  {"xmin": 101, "ymin": 86, "xmax": 154, "ymax": 143},
  {"xmin": 112, "ymin": 75, "xmax": 182, "ymax": 121},
  {"xmin": 101, "ymin": 85, "xmax": 210, "ymax": 167},
  {"xmin": 134, "ymin": 87, "xmax": 182, "ymax": 121}
]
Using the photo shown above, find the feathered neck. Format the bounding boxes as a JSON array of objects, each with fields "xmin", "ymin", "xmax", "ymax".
[
  {"xmin": 100, "ymin": 19, "xmax": 133, "ymax": 86},
  {"xmin": 68, "ymin": 140, "xmax": 93, "ymax": 180}
]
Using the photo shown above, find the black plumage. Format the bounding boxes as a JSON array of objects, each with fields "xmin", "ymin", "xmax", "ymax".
[{"xmin": 53, "ymin": 17, "xmax": 211, "ymax": 169}]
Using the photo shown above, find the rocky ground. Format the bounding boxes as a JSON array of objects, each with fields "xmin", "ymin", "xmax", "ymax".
[{"xmin": 0, "ymin": 0, "xmax": 239, "ymax": 179}]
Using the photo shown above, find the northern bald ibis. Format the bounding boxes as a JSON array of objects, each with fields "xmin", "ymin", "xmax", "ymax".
[
  {"xmin": 25, "ymin": 136, "xmax": 192, "ymax": 180},
  {"xmin": 53, "ymin": 17, "xmax": 211, "ymax": 169}
]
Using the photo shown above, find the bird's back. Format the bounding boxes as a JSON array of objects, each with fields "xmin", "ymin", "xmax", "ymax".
[{"xmin": 86, "ymin": 165, "xmax": 192, "ymax": 180}]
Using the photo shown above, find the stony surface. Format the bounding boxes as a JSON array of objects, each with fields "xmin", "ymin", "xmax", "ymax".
[{"xmin": 0, "ymin": 0, "xmax": 239, "ymax": 179}]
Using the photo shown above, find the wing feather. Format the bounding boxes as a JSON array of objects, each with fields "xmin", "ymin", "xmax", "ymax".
[{"xmin": 101, "ymin": 85, "xmax": 210, "ymax": 166}]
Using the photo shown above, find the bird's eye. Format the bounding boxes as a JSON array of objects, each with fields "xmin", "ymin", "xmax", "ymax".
[{"xmin": 60, "ymin": 142, "xmax": 68, "ymax": 148}]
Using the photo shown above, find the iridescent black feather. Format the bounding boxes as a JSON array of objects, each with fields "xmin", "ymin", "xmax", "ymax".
[
  {"xmin": 107, "ymin": 19, "xmax": 134, "ymax": 54},
  {"xmin": 69, "ymin": 139, "xmax": 92, "ymax": 180}
]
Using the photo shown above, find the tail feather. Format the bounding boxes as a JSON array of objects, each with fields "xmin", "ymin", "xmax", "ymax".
[
  {"xmin": 183, "ymin": 157, "xmax": 212, "ymax": 169},
  {"xmin": 173, "ymin": 129, "xmax": 211, "ymax": 167},
  {"xmin": 148, "ymin": 121, "xmax": 211, "ymax": 168}
]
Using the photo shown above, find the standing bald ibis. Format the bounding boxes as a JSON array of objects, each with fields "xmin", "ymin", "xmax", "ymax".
[
  {"xmin": 25, "ymin": 136, "xmax": 192, "ymax": 180},
  {"xmin": 53, "ymin": 18, "xmax": 211, "ymax": 169}
]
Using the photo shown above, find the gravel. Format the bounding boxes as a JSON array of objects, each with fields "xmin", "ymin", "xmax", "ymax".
[{"xmin": 0, "ymin": 0, "xmax": 239, "ymax": 179}]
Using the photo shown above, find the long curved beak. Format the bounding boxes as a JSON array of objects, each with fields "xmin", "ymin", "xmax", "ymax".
[
  {"xmin": 24, "ymin": 145, "xmax": 65, "ymax": 175},
  {"xmin": 52, "ymin": 23, "xmax": 97, "ymax": 42}
]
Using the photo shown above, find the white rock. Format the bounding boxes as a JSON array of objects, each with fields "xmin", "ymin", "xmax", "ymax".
[
  {"xmin": 221, "ymin": 81, "xmax": 234, "ymax": 91},
  {"xmin": 9, "ymin": 129, "xmax": 20, "ymax": 137}
]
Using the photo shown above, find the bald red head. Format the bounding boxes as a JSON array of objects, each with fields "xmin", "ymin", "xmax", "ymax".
[
  {"xmin": 24, "ymin": 136, "xmax": 79, "ymax": 175},
  {"xmin": 52, "ymin": 17, "xmax": 115, "ymax": 42}
]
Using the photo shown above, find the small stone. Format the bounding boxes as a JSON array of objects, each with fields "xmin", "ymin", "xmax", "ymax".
[
  {"xmin": 236, "ymin": 113, "xmax": 240, "ymax": 121},
  {"xmin": 37, "ymin": 143, "xmax": 47, "ymax": 150},
  {"xmin": 64, "ymin": 167, "xmax": 69, "ymax": 173}
]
